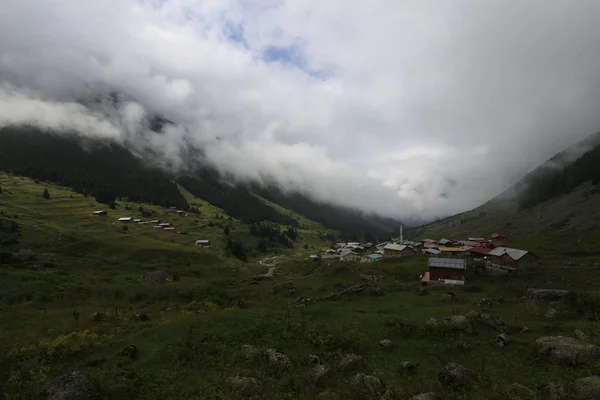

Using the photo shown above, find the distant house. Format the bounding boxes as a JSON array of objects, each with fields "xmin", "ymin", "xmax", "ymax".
[
  {"xmin": 383, "ymin": 244, "xmax": 416, "ymax": 257},
  {"xmin": 487, "ymin": 241, "xmax": 504, "ymax": 249},
  {"xmin": 153, "ymin": 226, "xmax": 163, "ymax": 229},
  {"xmin": 158, "ymin": 222, "xmax": 171, "ymax": 227},
  {"xmin": 150, "ymin": 220, "xmax": 160, "ymax": 224},
  {"xmin": 195, "ymin": 239, "xmax": 211, "ymax": 247},
  {"xmin": 118, "ymin": 217, "xmax": 133, "ymax": 223},
  {"xmin": 424, "ymin": 248, "xmax": 441, "ymax": 257},
  {"xmin": 438, "ymin": 246, "xmax": 468, "ymax": 256},
  {"xmin": 469, "ymin": 247, "xmax": 491, "ymax": 257},
  {"xmin": 488, "ymin": 247, "xmax": 539, "ymax": 271},
  {"xmin": 361, "ymin": 253, "xmax": 383, "ymax": 263},
  {"xmin": 339, "ymin": 249, "xmax": 360, "ymax": 261},
  {"xmin": 164, "ymin": 227, "xmax": 175, "ymax": 231},
  {"xmin": 175, "ymin": 210, "xmax": 187, "ymax": 216},
  {"xmin": 491, "ymin": 233, "xmax": 505, "ymax": 241},
  {"xmin": 93, "ymin": 210, "xmax": 107, "ymax": 216},
  {"xmin": 133, "ymin": 219, "xmax": 142, "ymax": 223},
  {"xmin": 422, "ymin": 257, "xmax": 466, "ymax": 285}
]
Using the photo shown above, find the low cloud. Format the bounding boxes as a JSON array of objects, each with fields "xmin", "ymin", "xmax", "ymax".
[{"xmin": 2, "ymin": 1, "xmax": 600, "ymax": 221}]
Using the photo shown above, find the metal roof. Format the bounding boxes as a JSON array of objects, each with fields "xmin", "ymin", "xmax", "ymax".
[
  {"xmin": 339, "ymin": 249, "xmax": 353, "ymax": 257},
  {"xmin": 428, "ymin": 257, "xmax": 467, "ymax": 270},
  {"xmin": 424, "ymin": 248, "xmax": 441, "ymax": 255},
  {"xmin": 383, "ymin": 244, "xmax": 408, "ymax": 252},
  {"xmin": 488, "ymin": 247, "xmax": 530, "ymax": 260},
  {"xmin": 366, "ymin": 253, "xmax": 383, "ymax": 260}
]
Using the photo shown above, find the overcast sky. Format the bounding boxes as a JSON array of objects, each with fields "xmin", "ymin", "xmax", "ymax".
[{"xmin": 2, "ymin": 0, "xmax": 600, "ymax": 220}]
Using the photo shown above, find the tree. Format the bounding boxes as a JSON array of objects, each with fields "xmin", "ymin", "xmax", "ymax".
[
  {"xmin": 256, "ymin": 238, "xmax": 268, "ymax": 253},
  {"xmin": 42, "ymin": 189, "xmax": 50, "ymax": 200},
  {"xmin": 224, "ymin": 226, "xmax": 230, "ymax": 235}
]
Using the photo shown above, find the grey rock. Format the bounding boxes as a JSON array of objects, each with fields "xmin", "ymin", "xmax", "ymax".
[
  {"xmin": 438, "ymin": 362, "xmax": 478, "ymax": 388},
  {"xmin": 248, "ymin": 280, "xmax": 260, "ymax": 285},
  {"xmin": 139, "ymin": 270, "xmax": 173, "ymax": 284},
  {"xmin": 265, "ymin": 348, "xmax": 292, "ymax": 369},
  {"xmin": 317, "ymin": 390, "xmax": 340, "ymax": 400},
  {"xmin": 131, "ymin": 312, "xmax": 149, "ymax": 321},
  {"xmin": 46, "ymin": 371, "xmax": 90, "ymax": 400},
  {"xmin": 535, "ymin": 336, "xmax": 600, "ymax": 365},
  {"xmin": 574, "ymin": 329, "xmax": 588, "ymax": 341},
  {"xmin": 310, "ymin": 364, "xmax": 330, "ymax": 383},
  {"xmin": 545, "ymin": 308, "xmax": 557, "ymax": 320},
  {"xmin": 572, "ymin": 375, "xmax": 600, "ymax": 399},
  {"xmin": 409, "ymin": 393, "xmax": 437, "ymax": 400},
  {"xmin": 496, "ymin": 333, "xmax": 511, "ymax": 348},
  {"xmin": 466, "ymin": 311, "xmax": 480, "ymax": 320},
  {"xmin": 426, "ymin": 317, "xmax": 440, "ymax": 327},
  {"xmin": 400, "ymin": 361, "xmax": 419, "ymax": 371},
  {"xmin": 545, "ymin": 382, "xmax": 567, "ymax": 400},
  {"xmin": 479, "ymin": 312, "xmax": 511, "ymax": 333},
  {"xmin": 308, "ymin": 354, "xmax": 320, "ymax": 365},
  {"xmin": 441, "ymin": 292, "xmax": 456, "ymax": 303},
  {"xmin": 226, "ymin": 376, "xmax": 262, "ymax": 396},
  {"xmin": 350, "ymin": 372, "xmax": 384, "ymax": 394},
  {"xmin": 91, "ymin": 312, "xmax": 104, "ymax": 322},
  {"xmin": 338, "ymin": 353, "xmax": 365, "ymax": 370},
  {"xmin": 507, "ymin": 383, "xmax": 537, "ymax": 399},
  {"xmin": 444, "ymin": 315, "xmax": 473, "ymax": 333},
  {"xmin": 527, "ymin": 288, "xmax": 569, "ymax": 301},
  {"xmin": 241, "ymin": 344, "xmax": 262, "ymax": 361},
  {"xmin": 379, "ymin": 339, "xmax": 393, "ymax": 348}
]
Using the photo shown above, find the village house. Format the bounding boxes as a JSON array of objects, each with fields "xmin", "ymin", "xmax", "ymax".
[
  {"xmin": 438, "ymin": 246, "xmax": 468, "ymax": 256},
  {"xmin": 158, "ymin": 222, "xmax": 172, "ymax": 227},
  {"xmin": 488, "ymin": 247, "xmax": 539, "ymax": 271},
  {"xmin": 491, "ymin": 233, "xmax": 505, "ymax": 241},
  {"xmin": 164, "ymin": 227, "xmax": 175, "ymax": 231},
  {"xmin": 133, "ymin": 219, "xmax": 142, "ymax": 223},
  {"xmin": 195, "ymin": 239, "xmax": 211, "ymax": 247},
  {"xmin": 424, "ymin": 248, "xmax": 441, "ymax": 257},
  {"xmin": 118, "ymin": 217, "xmax": 133, "ymax": 223},
  {"xmin": 469, "ymin": 247, "xmax": 491, "ymax": 258},
  {"xmin": 93, "ymin": 210, "xmax": 107, "ymax": 216},
  {"xmin": 339, "ymin": 249, "xmax": 360, "ymax": 261},
  {"xmin": 361, "ymin": 253, "xmax": 383, "ymax": 263},
  {"xmin": 383, "ymin": 243, "xmax": 416, "ymax": 257},
  {"xmin": 175, "ymin": 210, "xmax": 187, "ymax": 216},
  {"xmin": 422, "ymin": 257, "xmax": 467, "ymax": 286},
  {"xmin": 150, "ymin": 220, "xmax": 160, "ymax": 224}
]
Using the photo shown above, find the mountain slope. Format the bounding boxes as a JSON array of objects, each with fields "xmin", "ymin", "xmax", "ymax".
[{"xmin": 413, "ymin": 132, "xmax": 600, "ymax": 256}]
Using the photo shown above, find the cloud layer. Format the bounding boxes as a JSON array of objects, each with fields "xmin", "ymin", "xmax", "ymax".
[{"xmin": 2, "ymin": 0, "xmax": 600, "ymax": 220}]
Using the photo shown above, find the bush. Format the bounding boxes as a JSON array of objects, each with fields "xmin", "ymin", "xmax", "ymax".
[{"xmin": 42, "ymin": 189, "xmax": 50, "ymax": 200}]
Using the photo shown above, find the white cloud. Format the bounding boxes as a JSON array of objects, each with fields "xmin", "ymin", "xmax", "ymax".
[{"xmin": 1, "ymin": 0, "xmax": 600, "ymax": 220}]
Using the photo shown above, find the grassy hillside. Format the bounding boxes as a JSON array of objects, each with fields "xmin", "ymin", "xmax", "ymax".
[{"xmin": 3, "ymin": 174, "xmax": 600, "ymax": 399}]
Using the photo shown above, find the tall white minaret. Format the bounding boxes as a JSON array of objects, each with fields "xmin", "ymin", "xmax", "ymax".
[{"xmin": 400, "ymin": 224, "xmax": 403, "ymax": 244}]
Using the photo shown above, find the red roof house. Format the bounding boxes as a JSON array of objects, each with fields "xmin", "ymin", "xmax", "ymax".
[
  {"xmin": 470, "ymin": 247, "xmax": 491, "ymax": 256},
  {"xmin": 491, "ymin": 233, "xmax": 505, "ymax": 240}
]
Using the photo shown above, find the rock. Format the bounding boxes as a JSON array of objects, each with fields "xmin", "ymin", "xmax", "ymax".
[
  {"xmin": 545, "ymin": 382, "xmax": 567, "ymax": 400},
  {"xmin": 466, "ymin": 311, "xmax": 480, "ymax": 320},
  {"xmin": 444, "ymin": 315, "xmax": 473, "ymax": 333},
  {"xmin": 308, "ymin": 354, "xmax": 321, "ymax": 365},
  {"xmin": 350, "ymin": 373, "xmax": 384, "ymax": 394},
  {"xmin": 139, "ymin": 270, "xmax": 173, "ymax": 284},
  {"xmin": 426, "ymin": 318, "xmax": 440, "ymax": 327},
  {"xmin": 379, "ymin": 339, "xmax": 393, "ymax": 348},
  {"xmin": 441, "ymin": 292, "xmax": 456, "ymax": 303},
  {"xmin": 310, "ymin": 364, "xmax": 330, "ymax": 383},
  {"xmin": 479, "ymin": 312, "xmax": 511, "ymax": 333},
  {"xmin": 45, "ymin": 371, "xmax": 90, "ymax": 400},
  {"xmin": 535, "ymin": 336, "xmax": 600, "ymax": 365},
  {"xmin": 117, "ymin": 345, "xmax": 139, "ymax": 360},
  {"xmin": 572, "ymin": 375, "xmax": 600, "ymax": 399},
  {"xmin": 248, "ymin": 280, "xmax": 260, "ymax": 285},
  {"xmin": 409, "ymin": 393, "xmax": 437, "ymax": 400},
  {"xmin": 317, "ymin": 390, "xmax": 340, "ymax": 400},
  {"xmin": 338, "ymin": 354, "xmax": 365, "ymax": 371},
  {"xmin": 545, "ymin": 308, "xmax": 557, "ymax": 320},
  {"xmin": 418, "ymin": 288, "xmax": 428, "ymax": 296},
  {"xmin": 496, "ymin": 333, "xmax": 511, "ymax": 348},
  {"xmin": 84, "ymin": 357, "xmax": 106, "ymax": 368},
  {"xmin": 574, "ymin": 329, "xmax": 587, "ymax": 341},
  {"xmin": 507, "ymin": 383, "xmax": 537, "ymax": 399},
  {"xmin": 527, "ymin": 288, "xmax": 569, "ymax": 301},
  {"xmin": 131, "ymin": 312, "xmax": 149, "ymax": 321},
  {"xmin": 241, "ymin": 344, "xmax": 262, "ymax": 361},
  {"xmin": 265, "ymin": 348, "xmax": 292, "ymax": 369},
  {"xmin": 270, "ymin": 281, "xmax": 297, "ymax": 295},
  {"xmin": 91, "ymin": 312, "xmax": 104, "ymax": 322},
  {"xmin": 400, "ymin": 361, "xmax": 419, "ymax": 371},
  {"xmin": 226, "ymin": 376, "xmax": 262, "ymax": 396},
  {"xmin": 438, "ymin": 363, "xmax": 478, "ymax": 388}
]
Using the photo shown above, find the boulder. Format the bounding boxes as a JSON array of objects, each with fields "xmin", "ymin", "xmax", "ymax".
[
  {"xmin": 444, "ymin": 315, "xmax": 473, "ymax": 333},
  {"xmin": 350, "ymin": 373, "xmax": 384, "ymax": 394},
  {"xmin": 270, "ymin": 281, "xmax": 296, "ymax": 295},
  {"xmin": 438, "ymin": 363, "xmax": 478, "ymax": 388},
  {"xmin": 379, "ymin": 339, "xmax": 393, "ymax": 348},
  {"xmin": 409, "ymin": 393, "xmax": 437, "ymax": 400},
  {"xmin": 317, "ymin": 390, "xmax": 340, "ymax": 400},
  {"xmin": 479, "ymin": 312, "xmax": 510, "ymax": 333},
  {"xmin": 496, "ymin": 333, "xmax": 511, "ymax": 348},
  {"xmin": 507, "ymin": 383, "xmax": 537, "ymax": 399},
  {"xmin": 139, "ymin": 270, "xmax": 173, "ymax": 284},
  {"xmin": 308, "ymin": 354, "xmax": 320, "ymax": 365},
  {"xmin": 527, "ymin": 288, "xmax": 569, "ymax": 301},
  {"xmin": 400, "ymin": 361, "xmax": 419, "ymax": 371},
  {"xmin": 226, "ymin": 376, "xmax": 261, "ymax": 396},
  {"xmin": 441, "ymin": 292, "xmax": 456, "ymax": 303},
  {"xmin": 265, "ymin": 348, "xmax": 292, "ymax": 369},
  {"xmin": 241, "ymin": 344, "xmax": 262, "ymax": 361},
  {"xmin": 117, "ymin": 345, "xmax": 139, "ymax": 360},
  {"xmin": 426, "ymin": 318, "xmax": 440, "ymax": 328},
  {"xmin": 574, "ymin": 329, "xmax": 588, "ymax": 341},
  {"xmin": 466, "ymin": 311, "xmax": 480, "ymax": 320},
  {"xmin": 91, "ymin": 312, "xmax": 104, "ymax": 323},
  {"xmin": 338, "ymin": 354, "xmax": 366, "ymax": 371},
  {"xmin": 545, "ymin": 382, "xmax": 567, "ymax": 400},
  {"xmin": 545, "ymin": 308, "xmax": 557, "ymax": 320},
  {"xmin": 310, "ymin": 364, "xmax": 330, "ymax": 383},
  {"xmin": 572, "ymin": 375, "xmax": 600, "ymax": 399},
  {"xmin": 46, "ymin": 371, "xmax": 90, "ymax": 400},
  {"xmin": 535, "ymin": 336, "xmax": 600, "ymax": 365}
]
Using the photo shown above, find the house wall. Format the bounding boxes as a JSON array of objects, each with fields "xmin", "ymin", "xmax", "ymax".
[
  {"xmin": 429, "ymin": 267, "xmax": 465, "ymax": 282},
  {"xmin": 490, "ymin": 254, "xmax": 517, "ymax": 270},
  {"xmin": 516, "ymin": 253, "xmax": 540, "ymax": 270},
  {"xmin": 384, "ymin": 248, "xmax": 414, "ymax": 257}
]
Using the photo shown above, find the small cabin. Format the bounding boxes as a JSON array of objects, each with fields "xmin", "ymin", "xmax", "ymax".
[
  {"xmin": 422, "ymin": 257, "xmax": 466, "ymax": 285},
  {"xmin": 93, "ymin": 210, "xmax": 107, "ymax": 216},
  {"xmin": 118, "ymin": 217, "xmax": 133, "ymax": 223},
  {"xmin": 383, "ymin": 244, "xmax": 416, "ymax": 257},
  {"xmin": 158, "ymin": 222, "xmax": 171, "ymax": 227},
  {"xmin": 195, "ymin": 239, "xmax": 211, "ymax": 247},
  {"xmin": 150, "ymin": 220, "xmax": 160, "ymax": 224},
  {"xmin": 175, "ymin": 210, "xmax": 187, "ymax": 216}
]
